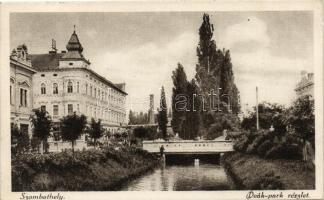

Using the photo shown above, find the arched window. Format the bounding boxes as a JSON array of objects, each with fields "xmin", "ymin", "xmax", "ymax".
[
  {"xmin": 67, "ymin": 81, "xmax": 73, "ymax": 93},
  {"xmin": 90, "ymin": 85, "xmax": 93, "ymax": 96},
  {"xmin": 77, "ymin": 82, "xmax": 79, "ymax": 93},
  {"xmin": 53, "ymin": 83, "xmax": 58, "ymax": 94},
  {"xmin": 85, "ymin": 84, "xmax": 88, "ymax": 95},
  {"xmin": 41, "ymin": 83, "xmax": 46, "ymax": 94}
]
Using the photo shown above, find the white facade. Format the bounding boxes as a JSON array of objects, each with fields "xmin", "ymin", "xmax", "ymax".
[
  {"xmin": 33, "ymin": 68, "xmax": 127, "ymax": 130},
  {"xmin": 30, "ymin": 30, "xmax": 127, "ymax": 152},
  {"xmin": 10, "ymin": 45, "xmax": 36, "ymax": 137}
]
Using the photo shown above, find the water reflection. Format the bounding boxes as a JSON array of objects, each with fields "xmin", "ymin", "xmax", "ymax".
[{"xmin": 122, "ymin": 164, "xmax": 234, "ymax": 191}]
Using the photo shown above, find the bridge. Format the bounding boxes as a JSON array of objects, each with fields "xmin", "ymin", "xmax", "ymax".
[{"xmin": 142, "ymin": 139, "xmax": 234, "ymax": 155}]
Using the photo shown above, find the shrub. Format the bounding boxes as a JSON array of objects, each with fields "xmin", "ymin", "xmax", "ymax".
[
  {"xmin": 234, "ymin": 136, "xmax": 250, "ymax": 153},
  {"xmin": 12, "ymin": 147, "xmax": 160, "ymax": 191},
  {"xmin": 257, "ymin": 140, "xmax": 274, "ymax": 157},
  {"xmin": 265, "ymin": 143, "xmax": 302, "ymax": 160},
  {"xmin": 251, "ymin": 172, "xmax": 284, "ymax": 190},
  {"xmin": 246, "ymin": 130, "xmax": 272, "ymax": 154}
]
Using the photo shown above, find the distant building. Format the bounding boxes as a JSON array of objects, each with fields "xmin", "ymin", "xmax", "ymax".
[
  {"xmin": 10, "ymin": 44, "xmax": 36, "ymax": 137},
  {"xmin": 295, "ymin": 71, "xmax": 314, "ymax": 98},
  {"xmin": 28, "ymin": 29, "xmax": 127, "ymax": 152}
]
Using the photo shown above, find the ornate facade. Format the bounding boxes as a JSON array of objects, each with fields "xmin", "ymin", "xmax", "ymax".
[
  {"xmin": 29, "ymin": 30, "xmax": 127, "ymax": 152},
  {"xmin": 295, "ymin": 71, "xmax": 314, "ymax": 98},
  {"xmin": 10, "ymin": 45, "xmax": 37, "ymax": 137}
]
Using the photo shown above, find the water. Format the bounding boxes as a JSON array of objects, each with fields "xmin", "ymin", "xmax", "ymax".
[{"xmin": 122, "ymin": 163, "xmax": 235, "ymax": 191}]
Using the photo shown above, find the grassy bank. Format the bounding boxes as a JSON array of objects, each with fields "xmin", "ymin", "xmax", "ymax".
[
  {"xmin": 222, "ymin": 152, "xmax": 315, "ymax": 190},
  {"xmin": 12, "ymin": 147, "xmax": 160, "ymax": 191}
]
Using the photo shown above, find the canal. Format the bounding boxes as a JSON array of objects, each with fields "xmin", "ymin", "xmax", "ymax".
[{"xmin": 121, "ymin": 162, "xmax": 235, "ymax": 191}]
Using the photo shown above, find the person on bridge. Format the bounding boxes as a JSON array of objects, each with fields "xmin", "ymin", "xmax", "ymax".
[{"xmin": 160, "ymin": 145, "xmax": 165, "ymax": 156}]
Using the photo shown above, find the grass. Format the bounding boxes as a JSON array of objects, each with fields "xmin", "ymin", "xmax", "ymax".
[{"xmin": 222, "ymin": 152, "xmax": 315, "ymax": 190}]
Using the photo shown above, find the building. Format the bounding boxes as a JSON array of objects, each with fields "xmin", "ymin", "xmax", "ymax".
[
  {"xmin": 10, "ymin": 44, "xmax": 37, "ymax": 137},
  {"xmin": 29, "ymin": 29, "xmax": 127, "ymax": 152},
  {"xmin": 295, "ymin": 71, "xmax": 314, "ymax": 98}
]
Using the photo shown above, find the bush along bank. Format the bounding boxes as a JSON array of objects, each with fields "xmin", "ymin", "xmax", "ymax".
[
  {"xmin": 222, "ymin": 152, "xmax": 315, "ymax": 190},
  {"xmin": 12, "ymin": 147, "xmax": 160, "ymax": 191}
]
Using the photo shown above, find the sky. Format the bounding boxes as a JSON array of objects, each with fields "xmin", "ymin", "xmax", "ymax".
[{"xmin": 10, "ymin": 12, "xmax": 313, "ymax": 113}]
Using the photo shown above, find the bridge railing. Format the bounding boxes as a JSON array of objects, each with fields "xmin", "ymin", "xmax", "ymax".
[{"xmin": 142, "ymin": 140, "xmax": 234, "ymax": 153}]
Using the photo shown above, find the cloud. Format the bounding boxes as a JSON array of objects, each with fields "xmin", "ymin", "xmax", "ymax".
[
  {"xmin": 221, "ymin": 16, "xmax": 270, "ymax": 51},
  {"xmin": 91, "ymin": 32, "xmax": 198, "ymax": 112},
  {"xmin": 90, "ymin": 16, "xmax": 313, "ymax": 114},
  {"xmin": 219, "ymin": 16, "xmax": 312, "ymax": 109}
]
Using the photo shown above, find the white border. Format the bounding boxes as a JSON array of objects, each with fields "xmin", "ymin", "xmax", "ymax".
[{"xmin": 1, "ymin": 1, "xmax": 323, "ymax": 200}]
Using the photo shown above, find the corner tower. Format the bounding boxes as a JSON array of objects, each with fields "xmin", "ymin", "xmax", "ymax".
[{"xmin": 59, "ymin": 27, "xmax": 90, "ymax": 69}]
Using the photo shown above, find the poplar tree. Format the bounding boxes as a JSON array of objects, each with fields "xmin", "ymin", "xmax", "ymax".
[
  {"xmin": 171, "ymin": 63, "xmax": 188, "ymax": 137},
  {"xmin": 185, "ymin": 79, "xmax": 201, "ymax": 139},
  {"xmin": 158, "ymin": 86, "xmax": 168, "ymax": 139},
  {"xmin": 195, "ymin": 13, "xmax": 241, "ymax": 136}
]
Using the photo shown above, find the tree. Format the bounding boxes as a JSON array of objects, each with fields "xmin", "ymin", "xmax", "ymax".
[
  {"xmin": 158, "ymin": 86, "xmax": 168, "ymax": 139},
  {"xmin": 171, "ymin": 63, "xmax": 188, "ymax": 136},
  {"xmin": 195, "ymin": 13, "xmax": 241, "ymax": 135},
  {"xmin": 184, "ymin": 79, "xmax": 201, "ymax": 139},
  {"xmin": 285, "ymin": 95, "xmax": 314, "ymax": 161},
  {"xmin": 11, "ymin": 124, "xmax": 30, "ymax": 155},
  {"xmin": 30, "ymin": 108, "xmax": 52, "ymax": 154},
  {"xmin": 241, "ymin": 102, "xmax": 287, "ymax": 137},
  {"xmin": 60, "ymin": 112, "xmax": 87, "ymax": 154},
  {"xmin": 88, "ymin": 118, "xmax": 104, "ymax": 149}
]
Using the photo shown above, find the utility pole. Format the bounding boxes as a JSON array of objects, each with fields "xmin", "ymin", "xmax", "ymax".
[{"xmin": 256, "ymin": 86, "xmax": 259, "ymax": 130}]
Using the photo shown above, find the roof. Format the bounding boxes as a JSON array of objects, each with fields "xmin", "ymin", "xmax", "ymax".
[
  {"xmin": 28, "ymin": 56, "xmax": 127, "ymax": 95},
  {"xmin": 66, "ymin": 30, "xmax": 83, "ymax": 53},
  {"xmin": 28, "ymin": 30, "xmax": 127, "ymax": 95},
  {"xmin": 28, "ymin": 53, "xmax": 63, "ymax": 71}
]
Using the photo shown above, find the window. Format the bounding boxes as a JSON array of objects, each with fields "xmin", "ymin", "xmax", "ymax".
[
  {"xmin": 53, "ymin": 83, "xmax": 58, "ymax": 94},
  {"xmin": 53, "ymin": 105, "xmax": 58, "ymax": 115},
  {"xmin": 68, "ymin": 104, "xmax": 73, "ymax": 115},
  {"xmin": 94, "ymin": 88, "xmax": 97, "ymax": 98},
  {"xmin": 41, "ymin": 83, "xmax": 46, "ymax": 94},
  {"xmin": 67, "ymin": 81, "xmax": 73, "ymax": 93},
  {"xmin": 98, "ymin": 89, "xmax": 100, "ymax": 99},
  {"xmin": 69, "ymin": 63, "xmax": 73, "ymax": 66},
  {"xmin": 41, "ymin": 105, "xmax": 46, "ymax": 112},
  {"xmin": 20, "ymin": 88, "xmax": 27, "ymax": 107},
  {"xmin": 77, "ymin": 82, "xmax": 79, "ymax": 93},
  {"xmin": 53, "ymin": 74, "xmax": 57, "ymax": 77},
  {"xmin": 41, "ymin": 74, "xmax": 45, "ymax": 77},
  {"xmin": 86, "ymin": 84, "xmax": 88, "ymax": 95},
  {"xmin": 90, "ymin": 86, "xmax": 93, "ymax": 96}
]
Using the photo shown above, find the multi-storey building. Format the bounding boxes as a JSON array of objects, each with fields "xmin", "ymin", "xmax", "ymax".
[
  {"xmin": 10, "ymin": 44, "xmax": 37, "ymax": 137},
  {"xmin": 29, "ymin": 30, "xmax": 127, "ymax": 152},
  {"xmin": 295, "ymin": 70, "xmax": 314, "ymax": 98}
]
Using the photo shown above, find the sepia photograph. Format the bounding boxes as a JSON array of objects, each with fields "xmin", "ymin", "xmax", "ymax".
[{"xmin": 1, "ymin": 1, "xmax": 323, "ymax": 200}]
